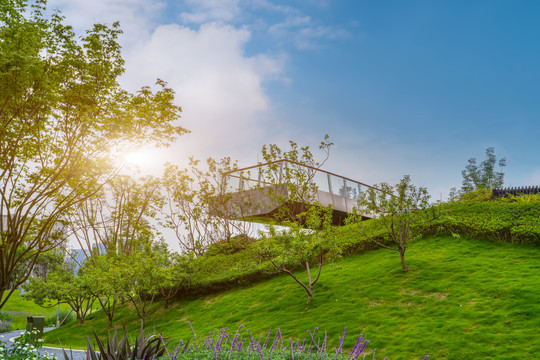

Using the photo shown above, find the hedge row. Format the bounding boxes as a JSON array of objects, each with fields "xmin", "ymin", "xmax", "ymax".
[{"xmin": 178, "ymin": 198, "xmax": 540, "ymax": 299}]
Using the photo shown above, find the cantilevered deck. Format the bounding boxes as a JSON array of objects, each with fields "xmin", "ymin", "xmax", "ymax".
[{"xmin": 220, "ymin": 160, "xmax": 383, "ymax": 226}]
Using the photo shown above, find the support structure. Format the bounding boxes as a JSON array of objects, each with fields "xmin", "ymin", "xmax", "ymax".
[{"xmin": 219, "ymin": 160, "xmax": 384, "ymax": 226}]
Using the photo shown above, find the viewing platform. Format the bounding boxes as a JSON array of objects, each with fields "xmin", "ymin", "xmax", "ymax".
[{"xmin": 220, "ymin": 160, "xmax": 384, "ymax": 226}]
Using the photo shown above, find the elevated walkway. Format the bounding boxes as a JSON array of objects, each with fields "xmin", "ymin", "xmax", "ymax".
[{"xmin": 220, "ymin": 160, "xmax": 384, "ymax": 226}]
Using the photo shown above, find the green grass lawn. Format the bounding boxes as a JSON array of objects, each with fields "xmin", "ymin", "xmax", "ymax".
[
  {"xmin": 1, "ymin": 290, "xmax": 73, "ymax": 330},
  {"xmin": 44, "ymin": 235, "xmax": 540, "ymax": 360}
]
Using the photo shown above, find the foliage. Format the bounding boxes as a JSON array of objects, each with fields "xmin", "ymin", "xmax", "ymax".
[
  {"xmin": 23, "ymin": 267, "xmax": 95, "ymax": 324},
  {"xmin": 159, "ymin": 252, "xmax": 199, "ymax": 309},
  {"xmin": 0, "ymin": 329, "xmax": 54, "ymax": 360},
  {"xmin": 204, "ymin": 234, "xmax": 255, "ymax": 256},
  {"xmin": 45, "ymin": 235, "xmax": 540, "ymax": 359},
  {"xmin": 449, "ymin": 188, "xmax": 492, "ymax": 202},
  {"xmin": 66, "ymin": 174, "xmax": 166, "ymax": 327},
  {"xmin": 162, "ymin": 158, "xmax": 254, "ymax": 256},
  {"xmin": 60, "ymin": 323, "xmax": 167, "ymax": 360},
  {"xmin": 0, "ymin": 0, "xmax": 185, "ymax": 309},
  {"xmin": 115, "ymin": 239, "xmax": 173, "ymax": 328},
  {"xmin": 256, "ymin": 136, "xmax": 333, "ymax": 223},
  {"xmin": 419, "ymin": 198, "xmax": 540, "ymax": 245},
  {"xmin": 0, "ymin": 312, "xmax": 11, "ymax": 332},
  {"xmin": 459, "ymin": 147, "xmax": 506, "ymax": 193},
  {"xmin": 256, "ymin": 206, "xmax": 340, "ymax": 303},
  {"xmin": 347, "ymin": 175, "xmax": 433, "ymax": 272}
]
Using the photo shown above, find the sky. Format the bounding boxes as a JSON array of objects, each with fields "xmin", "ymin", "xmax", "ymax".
[{"xmin": 47, "ymin": 0, "xmax": 540, "ymax": 201}]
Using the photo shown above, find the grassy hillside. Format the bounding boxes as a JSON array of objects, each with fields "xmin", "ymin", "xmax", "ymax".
[
  {"xmin": 1, "ymin": 291, "xmax": 72, "ymax": 330},
  {"xmin": 44, "ymin": 235, "xmax": 540, "ymax": 360}
]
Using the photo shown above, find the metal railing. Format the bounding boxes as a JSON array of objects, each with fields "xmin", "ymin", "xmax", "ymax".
[
  {"xmin": 223, "ymin": 159, "xmax": 385, "ymax": 201},
  {"xmin": 492, "ymin": 186, "xmax": 540, "ymax": 197}
]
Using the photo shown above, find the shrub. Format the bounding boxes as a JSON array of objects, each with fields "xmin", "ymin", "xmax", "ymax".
[
  {"xmin": 0, "ymin": 329, "xmax": 54, "ymax": 360},
  {"xmin": 0, "ymin": 312, "xmax": 11, "ymax": 333},
  {"xmin": 61, "ymin": 324, "xmax": 167, "ymax": 360},
  {"xmin": 45, "ymin": 309, "xmax": 75, "ymax": 328},
  {"xmin": 60, "ymin": 324, "xmax": 425, "ymax": 360}
]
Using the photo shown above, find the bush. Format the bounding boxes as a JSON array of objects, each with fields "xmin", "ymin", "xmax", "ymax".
[
  {"xmin": 45, "ymin": 309, "xmax": 75, "ymax": 328},
  {"xmin": 0, "ymin": 329, "xmax": 54, "ymax": 360},
  {"xmin": 418, "ymin": 200, "xmax": 540, "ymax": 245},
  {"xmin": 168, "ymin": 195, "xmax": 539, "ymax": 302},
  {"xmin": 0, "ymin": 312, "xmax": 12, "ymax": 333}
]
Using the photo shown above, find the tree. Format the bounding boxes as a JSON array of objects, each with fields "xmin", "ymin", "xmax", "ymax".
[
  {"xmin": 461, "ymin": 147, "xmax": 506, "ymax": 193},
  {"xmin": 162, "ymin": 158, "xmax": 254, "ymax": 255},
  {"xmin": 158, "ymin": 252, "xmax": 198, "ymax": 309},
  {"xmin": 0, "ymin": 0, "xmax": 185, "ymax": 309},
  {"xmin": 256, "ymin": 205, "xmax": 340, "ymax": 303},
  {"xmin": 116, "ymin": 239, "xmax": 171, "ymax": 328},
  {"xmin": 346, "ymin": 175, "xmax": 432, "ymax": 272},
  {"xmin": 23, "ymin": 266, "xmax": 96, "ymax": 324},
  {"xmin": 256, "ymin": 135, "xmax": 333, "ymax": 223},
  {"xmin": 68, "ymin": 175, "xmax": 164, "ymax": 258},
  {"xmin": 83, "ymin": 254, "xmax": 123, "ymax": 327},
  {"xmin": 254, "ymin": 137, "xmax": 339, "ymax": 303},
  {"xmin": 66, "ymin": 174, "xmax": 164, "ymax": 326}
]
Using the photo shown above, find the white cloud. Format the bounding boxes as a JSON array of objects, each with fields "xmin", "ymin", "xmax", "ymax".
[
  {"xmin": 47, "ymin": 0, "xmax": 165, "ymax": 48},
  {"xmin": 179, "ymin": 0, "xmax": 242, "ymax": 24},
  {"xmin": 122, "ymin": 22, "xmax": 286, "ymax": 163},
  {"xmin": 268, "ymin": 15, "xmax": 349, "ymax": 50},
  {"xmin": 46, "ymin": 0, "xmax": 287, "ymax": 167}
]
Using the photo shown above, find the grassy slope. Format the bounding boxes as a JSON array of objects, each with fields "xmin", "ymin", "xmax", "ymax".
[
  {"xmin": 44, "ymin": 236, "xmax": 540, "ymax": 360},
  {"xmin": 1, "ymin": 291, "xmax": 71, "ymax": 329}
]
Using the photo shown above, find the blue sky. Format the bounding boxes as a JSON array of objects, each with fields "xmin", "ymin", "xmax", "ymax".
[{"xmin": 49, "ymin": 0, "xmax": 540, "ymax": 199}]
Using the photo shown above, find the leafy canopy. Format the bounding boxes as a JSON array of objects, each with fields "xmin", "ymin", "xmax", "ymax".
[
  {"xmin": 461, "ymin": 147, "xmax": 506, "ymax": 193},
  {"xmin": 0, "ymin": 0, "xmax": 186, "ymax": 309}
]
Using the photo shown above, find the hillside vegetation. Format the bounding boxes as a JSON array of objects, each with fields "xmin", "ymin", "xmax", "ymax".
[
  {"xmin": 44, "ymin": 234, "xmax": 539, "ymax": 360},
  {"xmin": 166, "ymin": 196, "xmax": 540, "ymax": 299}
]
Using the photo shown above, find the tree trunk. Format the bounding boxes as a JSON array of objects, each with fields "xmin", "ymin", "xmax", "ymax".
[{"xmin": 399, "ymin": 249, "xmax": 409, "ymax": 272}]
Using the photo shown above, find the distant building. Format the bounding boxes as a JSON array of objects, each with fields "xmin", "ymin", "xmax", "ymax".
[{"xmin": 69, "ymin": 243, "xmax": 107, "ymax": 275}]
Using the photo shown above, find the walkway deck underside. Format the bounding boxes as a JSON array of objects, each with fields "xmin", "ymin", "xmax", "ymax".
[{"xmin": 221, "ymin": 185, "xmax": 371, "ymax": 226}]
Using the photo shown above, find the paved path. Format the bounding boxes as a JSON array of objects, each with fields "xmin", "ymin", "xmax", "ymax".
[{"xmin": 1, "ymin": 328, "xmax": 86, "ymax": 360}]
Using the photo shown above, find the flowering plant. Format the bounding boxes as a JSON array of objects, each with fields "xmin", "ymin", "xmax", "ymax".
[{"xmin": 0, "ymin": 330, "xmax": 55, "ymax": 360}]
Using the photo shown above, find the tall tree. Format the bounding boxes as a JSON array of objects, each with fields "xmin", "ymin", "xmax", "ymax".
[
  {"xmin": 0, "ymin": 0, "xmax": 185, "ymax": 309},
  {"xmin": 461, "ymin": 147, "xmax": 506, "ymax": 193},
  {"xmin": 66, "ymin": 174, "xmax": 164, "ymax": 326}
]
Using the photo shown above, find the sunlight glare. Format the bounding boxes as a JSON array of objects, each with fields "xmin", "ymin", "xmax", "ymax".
[{"xmin": 124, "ymin": 150, "xmax": 151, "ymax": 168}]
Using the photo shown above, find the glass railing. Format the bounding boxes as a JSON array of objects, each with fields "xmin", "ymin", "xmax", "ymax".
[{"xmin": 223, "ymin": 160, "xmax": 374, "ymax": 201}]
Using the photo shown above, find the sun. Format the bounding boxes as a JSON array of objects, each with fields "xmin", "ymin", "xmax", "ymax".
[{"xmin": 123, "ymin": 149, "xmax": 151, "ymax": 168}]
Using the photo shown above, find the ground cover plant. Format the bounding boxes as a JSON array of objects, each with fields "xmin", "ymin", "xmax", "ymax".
[{"xmin": 44, "ymin": 235, "xmax": 540, "ymax": 359}]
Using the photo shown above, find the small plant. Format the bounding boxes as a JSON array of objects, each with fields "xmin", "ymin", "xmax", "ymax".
[
  {"xmin": 45, "ymin": 309, "xmax": 75, "ymax": 328},
  {"xmin": 62, "ymin": 323, "xmax": 168, "ymax": 360},
  {"xmin": 159, "ymin": 324, "xmax": 427, "ymax": 360},
  {"xmin": 59, "ymin": 324, "xmax": 426, "ymax": 360},
  {"xmin": 0, "ymin": 329, "xmax": 54, "ymax": 360},
  {"xmin": 0, "ymin": 312, "xmax": 12, "ymax": 332}
]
